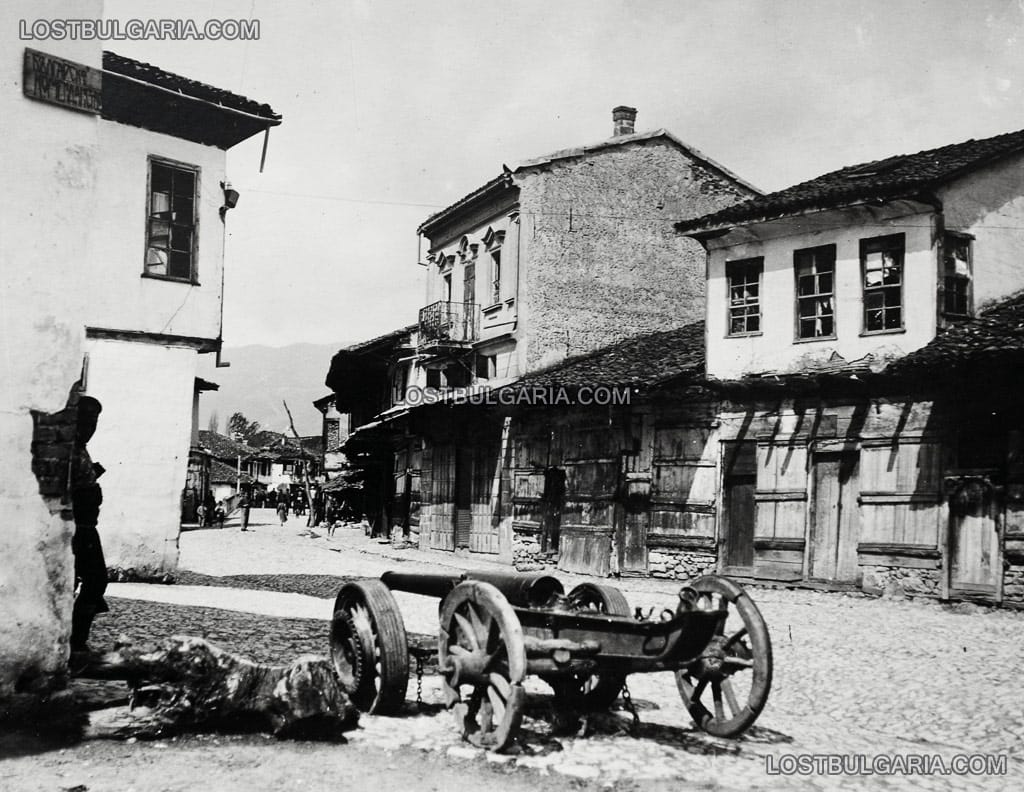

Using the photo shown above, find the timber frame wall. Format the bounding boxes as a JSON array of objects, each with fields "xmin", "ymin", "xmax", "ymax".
[{"xmin": 385, "ymin": 383, "xmax": 1024, "ymax": 607}]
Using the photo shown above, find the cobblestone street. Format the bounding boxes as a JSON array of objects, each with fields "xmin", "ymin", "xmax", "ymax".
[{"xmin": 5, "ymin": 511, "xmax": 1023, "ymax": 791}]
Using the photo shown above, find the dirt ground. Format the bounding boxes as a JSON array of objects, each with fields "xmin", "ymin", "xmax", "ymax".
[
  {"xmin": 2, "ymin": 732, "xmax": 668, "ymax": 792},
  {"xmin": 3, "ymin": 514, "xmax": 1021, "ymax": 791}
]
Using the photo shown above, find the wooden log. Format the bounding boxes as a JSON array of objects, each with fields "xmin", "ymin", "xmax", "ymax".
[{"xmin": 77, "ymin": 636, "xmax": 358, "ymax": 740}]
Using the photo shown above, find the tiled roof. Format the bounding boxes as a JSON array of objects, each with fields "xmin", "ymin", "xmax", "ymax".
[
  {"xmin": 338, "ymin": 324, "xmax": 417, "ymax": 355},
  {"xmin": 883, "ymin": 291, "xmax": 1024, "ymax": 379},
  {"xmin": 417, "ymin": 173, "xmax": 514, "ymax": 236},
  {"xmin": 104, "ymin": 52, "xmax": 279, "ymax": 120},
  {"xmin": 676, "ymin": 128, "xmax": 1024, "ymax": 234},
  {"xmin": 198, "ymin": 430, "xmax": 259, "ymax": 461},
  {"xmin": 209, "ymin": 458, "xmax": 253, "ymax": 485},
  {"xmin": 503, "ymin": 322, "xmax": 705, "ymax": 393}
]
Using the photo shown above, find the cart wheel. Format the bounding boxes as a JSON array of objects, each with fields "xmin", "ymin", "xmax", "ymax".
[
  {"xmin": 674, "ymin": 575, "xmax": 772, "ymax": 737},
  {"xmin": 549, "ymin": 582, "xmax": 631, "ymax": 710},
  {"xmin": 330, "ymin": 579, "xmax": 409, "ymax": 715},
  {"xmin": 438, "ymin": 581, "xmax": 527, "ymax": 752}
]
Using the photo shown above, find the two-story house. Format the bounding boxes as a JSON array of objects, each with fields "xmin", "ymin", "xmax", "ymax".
[
  {"xmin": 329, "ymin": 107, "xmax": 759, "ymax": 560},
  {"xmin": 675, "ymin": 128, "xmax": 1024, "ymax": 603},
  {"xmin": 1, "ymin": 0, "xmax": 279, "ymax": 705}
]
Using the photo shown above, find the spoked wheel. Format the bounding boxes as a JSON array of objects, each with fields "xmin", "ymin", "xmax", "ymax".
[
  {"xmin": 549, "ymin": 582, "xmax": 631, "ymax": 710},
  {"xmin": 330, "ymin": 579, "xmax": 409, "ymax": 715},
  {"xmin": 438, "ymin": 581, "xmax": 527, "ymax": 752},
  {"xmin": 674, "ymin": 575, "xmax": 772, "ymax": 737}
]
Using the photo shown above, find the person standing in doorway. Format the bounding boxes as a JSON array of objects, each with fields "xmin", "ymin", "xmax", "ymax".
[{"xmin": 69, "ymin": 396, "xmax": 108, "ymax": 666}]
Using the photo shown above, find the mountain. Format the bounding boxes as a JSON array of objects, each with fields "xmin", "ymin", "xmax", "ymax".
[{"xmin": 196, "ymin": 343, "xmax": 341, "ymax": 438}]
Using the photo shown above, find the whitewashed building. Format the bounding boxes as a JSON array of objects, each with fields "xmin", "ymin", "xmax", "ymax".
[{"xmin": 0, "ymin": 0, "xmax": 279, "ymax": 704}]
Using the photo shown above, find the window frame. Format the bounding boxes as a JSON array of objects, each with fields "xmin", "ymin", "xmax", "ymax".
[
  {"xmin": 484, "ymin": 229, "xmax": 505, "ymax": 306},
  {"xmin": 940, "ymin": 231, "xmax": 973, "ymax": 320},
  {"xmin": 725, "ymin": 256, "xmax": 764, "ymax": 337},
  {"xmin": 143, "ymin": 155, "xmax": 200, "ymax": 284},
  {"xmin": 475, "ymin": 353, "xmax": 497, "ymax": 381},
  {"xmin": 860, "ymin": 233, "xmax": 905, "ymax": 335},
  {"xmin": 793, "ymin": 244, "xmax": 837, "ymax": 342}
]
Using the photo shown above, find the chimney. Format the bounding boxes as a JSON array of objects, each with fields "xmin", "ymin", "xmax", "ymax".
[{"xmin": 612, "ymin": 105, "xmax": 637, "ymax": 136}]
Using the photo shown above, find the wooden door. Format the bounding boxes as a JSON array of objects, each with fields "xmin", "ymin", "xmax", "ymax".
[
  {"xmin": 539, "ymin": 467, "xmax": 565, "ymax": 554},
  {"xmin": 949, "ymin": 494, "xmax": 1001, "ymax": 598},
  {"xmin": 618, "ymin": 453, "xmax": 648, "ymax": 575},
  {"xmin": 722, "ymin": 442, "xmax": 756, "ymax": 569},
  {"xmin": 809, "ymin": 452, "xmax": 860, "ymax": 582},
  {"xmin": 469, "ymin": 442, "xmax": 500, "ymax": 554},
  {"xmin": 429, "ymin": 444, "xmax": 456, "ymax": 551},
  {"xmin": 455, "ymin": 446, "xmax": 472, "ymax": 548}
]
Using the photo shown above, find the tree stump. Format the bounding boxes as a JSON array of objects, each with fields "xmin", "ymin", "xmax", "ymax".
[{"xmin": 77, "ymin": 636, "xmax": 358, "ymax": 741}]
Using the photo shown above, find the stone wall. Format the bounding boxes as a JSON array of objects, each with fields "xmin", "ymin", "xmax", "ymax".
[
  {"xmin": 861, "ymin": 566, "xmax": 943, "ymax": 598},
  {"xmin": 647, "ymin": 548, "xmax": 718, "ymax": 581},
  {"xmin": 1003, "ymin": 564, "xmax": 1024, "ymax": 606},
  {"xmin": 517, "ymin": 139, "xmax": 755, "ymax": 371},
  {"xmin": 512, "ymin": 529, "xmax": 555, "ymax": 571}
]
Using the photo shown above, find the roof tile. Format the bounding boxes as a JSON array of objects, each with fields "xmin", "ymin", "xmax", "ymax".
[{"xmin": 677, "ymin": 128, "xmax": 1024, "ymax": 233}]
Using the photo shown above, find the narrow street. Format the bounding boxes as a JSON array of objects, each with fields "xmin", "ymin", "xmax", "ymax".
[{"xmin": 3, "ymin": 511, "xmax": 1022, "ymax": 791}]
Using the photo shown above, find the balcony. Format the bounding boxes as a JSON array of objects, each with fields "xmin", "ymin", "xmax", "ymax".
[{"xmin": 418, "ymin": 301, "xmax": 479, "ymax": 351}]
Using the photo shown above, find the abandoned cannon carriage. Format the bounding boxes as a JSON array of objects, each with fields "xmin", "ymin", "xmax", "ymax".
[{"xmin": 329, "ymin": 569, "xmax": 772, "ymax": 751}]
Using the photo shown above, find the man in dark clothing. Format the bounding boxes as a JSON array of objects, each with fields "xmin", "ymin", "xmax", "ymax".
[
  {"xmin": 70, "ymin": 396, "xmax": 108, "ymax": 660},
  {"xmin": 239, "ymin": 492, "xmax": 251, "ymax": 531}
]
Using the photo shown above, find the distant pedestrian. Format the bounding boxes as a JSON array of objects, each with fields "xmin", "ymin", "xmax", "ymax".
[
  {"xmin": 325, "ymin": 496, "xmax": 339, "ymax": 538},
  {"xmin": 214, "ymin": 502, "xmax": 226, "ymax": 528},
  {"xmin": 239, "ymin": 492, "xmax": 251, "ymax": 531},
  {"xmin": 204, "ymin": 491, "xmax": 216, "ymax": 524},
  {"xmin": 276, "ymin": 499, "xmax": 288, "ymax": 526}
]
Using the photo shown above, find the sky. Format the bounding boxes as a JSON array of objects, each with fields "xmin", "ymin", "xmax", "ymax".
[{"xmin": 80, "ymin": 0, "xmax": 1024, "ymax": 348}]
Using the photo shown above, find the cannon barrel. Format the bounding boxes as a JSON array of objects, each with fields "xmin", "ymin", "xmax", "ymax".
[
  {"xmin": 464, "ymin": 570, "xmax": 564, "ymax": 608},
  {"xmin": 380, "ymin": 569, "xmax": 564, "ymax": 608},
  {"xmin": 380, "ymin": 570, "xmax": 462, "ymax": 600}
]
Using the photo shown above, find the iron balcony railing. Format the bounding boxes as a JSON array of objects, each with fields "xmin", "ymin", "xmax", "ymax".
[{"xmin": 418, "ymin": 300, "xmax": 479, "ymax": 344}]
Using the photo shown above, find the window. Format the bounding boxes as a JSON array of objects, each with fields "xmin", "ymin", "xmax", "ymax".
[
  {"xmin": 443, "ymin": 272, "xmax": 452, "ymax": 302},
  {"xmin": 146, "ymin": 158, "xmax": 198, "ymax": 280},
  {"xmin": 475, "ymin": 353, "xmax": 496, "ymax": 380},
  {"xmin": 861, "ymin": 234, "xmax": 904, "ymax": 332},
  {"xmin": 426, "ymin": 369, "xmax": 442, "ymax": 389},
  {"xmin": 391, "ymin": 364, "xmax": 408, "ymax": 404},
  {"xmin": 445, "ymin": 364, "xmax": 470, "ymax": 388},
  {"xmin": 794, "ymin": 245, "xmax": 836, "ymax": 339},
  {"xmin": 484, "ymin": 228, "xmax": 505, "ymax": 304},
  {"xmin": 942, "ymin": 233, "xmax": 972, "ymax": 318},
  {"xmin": 726, "ymin": 257, "xmax": 763, "ymax": 336},
  {"xmin": 490, "ymin": 249, "xmax": 502, "ymax": 304}
]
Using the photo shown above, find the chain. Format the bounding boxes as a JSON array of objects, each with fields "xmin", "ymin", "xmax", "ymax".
[
  {"xmin": 415, "ymin": 653, "xmax": 424, "ymax": 709},
  {"xmin": 620, "ymin": 679, "xmax": 640, "ymax": 733}
]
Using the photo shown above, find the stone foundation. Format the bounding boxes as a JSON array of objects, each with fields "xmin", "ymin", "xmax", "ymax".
[
  {"xmin": 647, "ymin": 549, "xmax": 717, "ymax": 581},
  {"xmin": 861, "ymin": 566, "xmax": 942, "ymax": 598},
  {"xmin": 512, "ymin": 531, "xmax": 555, "ymax": 570},
  {"xmin": 1003, "ymin": 564, "xmax": 1024, "ymax": 606}
]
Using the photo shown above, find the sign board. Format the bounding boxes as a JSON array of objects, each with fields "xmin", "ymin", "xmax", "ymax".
[{"xmin": 22, "ymin": 48, "xmax": 102, "ymax": 115}]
